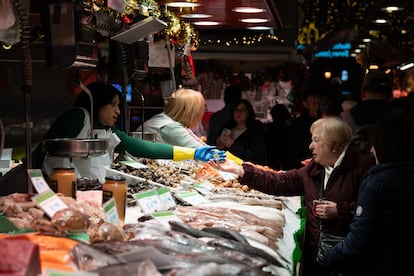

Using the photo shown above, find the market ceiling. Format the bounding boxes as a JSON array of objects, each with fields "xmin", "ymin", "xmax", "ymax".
[
  {"xmin": 11, "ymin": 0, "xmax": 414, "ymax": 69},
  {"xmin": 158, "ymin": 0, "xmax": 414, "ymax": 68}
]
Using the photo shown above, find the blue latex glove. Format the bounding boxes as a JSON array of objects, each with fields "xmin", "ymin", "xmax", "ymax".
[{"xmin": 194, "ymin": 146, "xmax": 226, "ymax": 162}]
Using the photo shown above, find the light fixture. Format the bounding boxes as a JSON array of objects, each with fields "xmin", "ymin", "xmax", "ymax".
[
  {"xmin": 232, "ymin": 7, "xmax": 265, "ymax": 13},
  {"xmin": 247, "ymin": 26, "xmax": 273, "ymax": 31},
  {"xmin": 399, "ymin": 62, "xmax": 414, "ymax": 71},
  {"xmin": 193, "ymin": 21, "xmax": 220, "ymax": 26},
  {"xmin": 240, "ymin": 18, "xmax": 268, "ymax": 24},
  {"xmin": 373, "ymin": 19, "xmax": 388, "ymax": 24},
  {"xmin": 382, "ymin": 6, "xmax": 403, "ymax": 12},
  {"xmin": 324, "ymin": 71, "xmax": 332, "ymax": 79},
  {"xmin": 181, "ymin": 13, "xmax": 211, "ymax": 19},
  {"xmin": 166, "ymin": 2, "xmax": 201, "ymax": 8}
]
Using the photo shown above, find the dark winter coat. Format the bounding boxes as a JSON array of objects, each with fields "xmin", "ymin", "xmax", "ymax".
[{"xmin": 327, "ymin": 162, "xmax": 414, "ymax": 276}]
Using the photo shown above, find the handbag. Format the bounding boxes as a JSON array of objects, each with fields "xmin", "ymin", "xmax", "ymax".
[
  {"xmin": 315, "ymin": 182, "xmax": 344, "ymax": 265},
  {"xmin": 316, "ymin": 232, "xmax": 344, "ymax": 265}
]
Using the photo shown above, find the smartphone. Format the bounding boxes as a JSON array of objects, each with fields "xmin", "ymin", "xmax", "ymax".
[{"xmin": 222, "ymin": 128, "xmax": 231, "ymax": 135}]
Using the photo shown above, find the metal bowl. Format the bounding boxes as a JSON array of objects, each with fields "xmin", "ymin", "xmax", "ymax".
[{"xmin": 44, "ymin": 138, "xmax": 109, "ymax": 157}]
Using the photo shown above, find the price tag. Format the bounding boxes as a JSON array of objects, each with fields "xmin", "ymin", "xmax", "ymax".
[
  {"xmin": 156, "ymin": 187, "xmax": 176, "ymax": 210},
  {"xmin": 32, "ymin": 190, "xmax": 68, "ymax": 218},
  {"xmin": 120, "ymin": 160, "xmax": 148, "ymax": 169},
  {"xmin": 103, "ymin": 198, "xmax": 120, "ymax": 226},
  {"xmin": 134, "ymin": 190, "xmax": 164, "ymax": 214},
  {"xmin": 27, "ymin": 169, "xmax": 52, "ymax": 194},
  {"xmin": 193, "ymin": 181, "xmax": 215, "ymax": 195},
  {"xmin": 218, "ymin": 170, "xmax": 238, "ymax": 181},
  {"xmin": 152, "ymin": 211, "xmax": 182, "ymax": 228},
  {"xmin": 176, "ymin": 191, "xmax": 208, "ymax": 206}
]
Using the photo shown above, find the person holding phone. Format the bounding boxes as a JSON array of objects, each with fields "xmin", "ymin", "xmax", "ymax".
[{"xmin": 215, "ymin": 99, "xmax": 267, "ymax": 165}]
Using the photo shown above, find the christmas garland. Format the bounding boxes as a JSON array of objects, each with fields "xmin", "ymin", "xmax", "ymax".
[{"xmin": 91, "ymin": 0, "xmax": 198, "ymax": 49}]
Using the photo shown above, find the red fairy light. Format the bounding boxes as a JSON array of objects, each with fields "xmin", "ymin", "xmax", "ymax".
[{"xmin": 122, "ymin": 15, "xmax": 132, "ymax": 24}]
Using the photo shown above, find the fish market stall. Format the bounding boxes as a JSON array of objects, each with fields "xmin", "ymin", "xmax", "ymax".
[{"xmin": 0, "ymin": 159, "xmax": 302, "ymax": 275}]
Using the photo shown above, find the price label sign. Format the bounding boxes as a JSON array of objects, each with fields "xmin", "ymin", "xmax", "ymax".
[
  {"xmin": 152, "ymin": 211, "xmax": 182, "ymax": 228},
  {"xmin": 176, "ymin": 191, "xmax": 208, "ymax": 206},
  {"xmin": 27, "ymin": 169, "xmax": 52, "ymax": 194},
  {"xmin": 156, "ymin": 187, "xmax": 176, "ymax": 210},
  {"xmin": 32, "ymin": 190, "xmax": 68, "ymax": 218},
  {"xmin": 134, "ymin": 190, "xmax": 164, "ymax": 214},
  {"xmin": 218, "ymin": 170, "xmax": 238, "ymax": 181},
  {"xmin": 103, "ymin": 198, "xmax": 120, "ymax": 226},
  {"xmin": 193, "ymin": 181, "xmax": 215, "ymax": 196}
]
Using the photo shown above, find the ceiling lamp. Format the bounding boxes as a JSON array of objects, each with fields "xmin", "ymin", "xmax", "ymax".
[
  {"xmin": 240, "ymin": 18, "xmax": 268, "ymax": 23},
  {"xmin": 399, "ymin": 62, "xmax": 414, "ymax": 71},
  {"xmin": 232, "ymin": 7, "xmax": 265, "ymax": 13},
  {"xmin": 373, "ymin": 19, "xmax": 389, "ymax": 24},
  {"xmin": 166, "ymin": 2, "xmax": 201, "ymax": 8},
  {"xmin": 381, "ymin": 3, "xmax": 404, "ymax": 13},
  {"xmin": 247, "ymin": 26, "xmax": 273, "ymax": 31},
  {"xmin": 181, "ymin": 13, "xmax": 211, "ymax": 19},
  {"xmin": 194, "ymin": 21, "xmax": 220, "ymax": 26}
]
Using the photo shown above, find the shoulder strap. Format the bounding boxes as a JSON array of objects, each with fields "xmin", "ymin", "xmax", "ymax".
[{"xmin": 75, "ymin": 107, "xmax": 93, "ymax": 139}]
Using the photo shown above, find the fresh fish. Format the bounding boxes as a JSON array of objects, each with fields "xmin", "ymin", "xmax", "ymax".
[
  {"xmin": 173, "ymin": 262, "xmax": 272, "ymax": 276},
  {"xmin": 122, "ymin": 238, "xmax": 268, "ymax": 269},
  {"xmin": 207, "ymin": 237, "xmax": 285, "ymax": 268},
  {"xmin": 70, "ymin": 242, "xmax": 124, "ymax": 271},
  {"xmin": 169, "ymin": 220, "xmax": 220, "ymax": 238},
  {"xmin": 202, "ymin": 226, "xmax": 249, "ymax": 244},
  {"xmin": 93, "ymin": 259, "xmax": 162, "ymax": 276},
  {"xmin": 246, "ymin": 237, "xmax": 291, "ymax": 270}
]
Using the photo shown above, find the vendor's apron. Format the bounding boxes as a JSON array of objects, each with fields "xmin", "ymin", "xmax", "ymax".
[{"xmin": 43, "ymin": 107, "xmax": 120, "ymax": 183}]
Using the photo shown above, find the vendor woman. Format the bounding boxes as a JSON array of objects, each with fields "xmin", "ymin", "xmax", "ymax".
[{"xmin": 41, "ymin": 82, "xmax": 225, "ymax": 183}]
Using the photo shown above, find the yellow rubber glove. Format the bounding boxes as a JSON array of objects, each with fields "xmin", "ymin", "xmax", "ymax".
[
  {"xmin": 226, "ymin": 151, "xmax": 243, "ymax": 165},
  {"xmin": 173, "ymin": 146, "xmax": 195, "ymax": 161},
  {"xmin": 173, "ymin": 146, "xmax": 226, "ymax": 162}
]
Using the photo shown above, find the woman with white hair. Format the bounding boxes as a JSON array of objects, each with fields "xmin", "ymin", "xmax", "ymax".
[{"xmin": 210, "ymin": 117, "xmax": 376, "ymax": 276}]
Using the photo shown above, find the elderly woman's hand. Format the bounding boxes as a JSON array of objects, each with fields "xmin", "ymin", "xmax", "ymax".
[
  {"xmin": 208, "ymin": 159, "xmax": 242, "ymax": 176},
  {"xmin": 313, "ymin": 200, "xmax": 339, "ymax": 219}
]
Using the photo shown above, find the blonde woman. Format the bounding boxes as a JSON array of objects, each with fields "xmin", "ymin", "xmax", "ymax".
[{"xmin": 137, "ymin": 88, "xmax": 206, "ymax": 148}]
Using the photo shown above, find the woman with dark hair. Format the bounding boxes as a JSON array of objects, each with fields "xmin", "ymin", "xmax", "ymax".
[
  {"xmin": 215, "ymin": 98, "xmax": 267, "ymax": 165},
  {"xmin": 327, "ymin": 106, "xmax": 414, "ymax": 276},
  {"xmin": 42, "ymin": 82, "xmax": 225, "ymax": 183}
]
